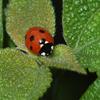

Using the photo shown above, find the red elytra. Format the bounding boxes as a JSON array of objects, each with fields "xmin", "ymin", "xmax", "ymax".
[{"xmin": 25, "ymin": 27, "xmax": 54, "ymax": 55}]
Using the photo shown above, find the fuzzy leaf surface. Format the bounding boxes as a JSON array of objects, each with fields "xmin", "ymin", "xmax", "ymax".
[
  {"xmin": 81, "ymin": 79, "xmax": 100, "ymax": 100},
  {"xmin": 39, "ymin": 45, "xmax": 86, "ymax": 74},
  {"xmin": 0, "ymin": 48, "xmax": 52, "ymax": 100},
  {"xmin": 6, "ymin": 0, "xmax": 55, "ymax": 51},
  {"xmin": 63, "ymin": 0, "xmax": 100, "ymax": 71}
]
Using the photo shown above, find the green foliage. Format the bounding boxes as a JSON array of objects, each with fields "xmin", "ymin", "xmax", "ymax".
[
  {"xmin": 39, "ymin": 44, "xmax": 86, "ymax": 74},
  {"xmin": 81, "ymin": 79, "xmax": 100, "ymax": 100},
  {"xmin": 0, "ymin": 0, "xmax": 99, "ymax": 99},
  {"xmin": 6, "ymin": 0, "xmax": 55, "ymax": 51},
  {"xmin": 63, "ymin": 0, "xmax": 100, "ymax": 47},
  {"xmin": 0, "ymin": 48, "xmax": 52, "ymax": 100},
  {"xmin": 63, "ymin": 0, "xmax": 100, "ymax": 99},
  {"xmin": 63, "ymin": 0, "xmax": 100, "ymax": 71},
  {"xmin": 76, "ymin": 10, "xmax": 100, "ymax": 72},
  {"xmin": 0, "ymin": 0, "xmax": 3, "ymax": 47}
]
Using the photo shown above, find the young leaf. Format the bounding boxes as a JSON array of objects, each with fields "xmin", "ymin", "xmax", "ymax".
[
  {"xmin": 39, "ymin": 45, "xmax": 86, "ymax": 74},
  {"xmin": 80, "ymin": 79, "xmax": 100, "ymax": 100},
  {"xmin": 6, "ymin": 0, "xmax": 55, "ymax": 51},
  {"xmin": 63, "ymin": 0, "xmax": 100, "ymax": 70},
  {"xmin": 0, "ymin": 0, "xmax": 3, "ymax": 47},
  {"xmin": 0, "ymin": 48, "xmax": 52, "ymax": 100}
]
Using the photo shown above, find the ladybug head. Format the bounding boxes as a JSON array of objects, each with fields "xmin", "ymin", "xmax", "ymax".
[{"xmin": 39, "ymin": 38, "xmax": 54, "ymax": 56}]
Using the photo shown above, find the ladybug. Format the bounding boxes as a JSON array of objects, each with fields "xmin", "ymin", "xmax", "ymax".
[{"xmin": 25, "ymin": 27, "xmax": 54, "ymax": 56}]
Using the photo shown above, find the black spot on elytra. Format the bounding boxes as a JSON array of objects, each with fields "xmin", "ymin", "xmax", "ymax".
[
  {"xmin": 30, "ymin": 46, "xmax": 33, "ymax": 50},
  {"xmin": 30, "ymin": 35, "xmax": 34, "ymax": 41},
  {"xmin": 39, "ymin": 29, "xmax": 45, "ymax": 33}
]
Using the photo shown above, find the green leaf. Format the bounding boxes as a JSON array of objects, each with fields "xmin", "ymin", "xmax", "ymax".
[
  {"xmin": 0, "ymin": 0, "xmax": 3, "ymax": 47},
  {"xmin": 80, "ymin": 79, "xmax": 100, "ymax": 100},
  {"xmin": 39, "ymin": 45, "xmax": 86, "ymax": 74},
  {"xmin": 6, "ymin": 0, "xmax": 55, "ymax": 51},
  {"xmin": 63, "ymin": 0, "xmax": 100, "ymax": 70},
  {"xmin": 0, "ymin": 48, "xmax": 52, "ymax": 100}
]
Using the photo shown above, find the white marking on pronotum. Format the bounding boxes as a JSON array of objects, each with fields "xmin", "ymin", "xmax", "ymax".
[
  {"xmin": 41, "ymin": 52, "xmax": 46, "ymax": 56},
  {"xmin": 51, "ymin": 46, "xmax": 53, "ymax": 50},
  {"xmin": 39, "ymin": 40, "xmax": 42, "ymax": 44},
  {"xmin": 40, "ymin": 44, "xmax": 44, "ymax": 48},
  {"xmin": 45, "ymin": 41, "xmax": 49, "ymax": 44}
]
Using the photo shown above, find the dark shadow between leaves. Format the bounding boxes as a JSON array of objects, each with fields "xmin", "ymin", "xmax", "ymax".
[
  {"xmin": 52, "ymin": 0, "xmax": 66, "ymax": 45},
  {"xmin": 2, "ymin": 0, "xmax": 16, "ymax": 48},
  {"xmin": 40, "ymin": 69, "xmax": 97, "ymax": 100}
]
